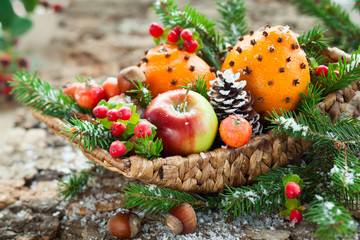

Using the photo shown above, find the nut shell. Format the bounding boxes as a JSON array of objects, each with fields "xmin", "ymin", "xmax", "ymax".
[
  {"xmin": 117, "ymin": 66, "xmax": 146, "ymax": 94},
  {"xmin": 166, "ymin": 203, "xmax": 196, "ymax": 235},
  {"xmin": 107, "ymin": 212, "xmax": 141, "ymax": 239}
]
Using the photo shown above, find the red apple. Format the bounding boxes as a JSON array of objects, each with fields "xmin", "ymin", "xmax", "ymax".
[
  {"xmin": 143, "ymin": 89, "xmax": 218, "ymax": 156},
  {"xmin": 102, "ymin": 77, "xmax": 121, "ymax": 100}
]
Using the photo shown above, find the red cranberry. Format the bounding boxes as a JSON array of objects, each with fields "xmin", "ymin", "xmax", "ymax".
[
  {"xmin": 117, "ymin": 106, "xmax": 132, "ymax": 120},
  {"xmin": 110, "ymin": 122, "xmax": 126, "ymax": 137},
  {"xmin": 173, "ymin": 26, "xmax": 183, "ymax": 36},
  {"xmin": 167, "ymin": 30, "xmax": 178, "ymax": 43},
  {"xmin": 107, "ymin": 109, "xmax": 118, "ymax": 121},
  {"xmin": 315, "ymin": 65, "xmax": 328, "ymax": 77},
  {"xmin": 53, "ymin": 4, "xmax": 63, "ymax": 12},
  {"xmin": 109, "ymin": 141, "xmax": 126, "ymax": 157},
  {"xmin": 285, "ymin": 182, "xmax": 301, "ymax": 199},
  {"xmin": 93, "ymin": 106, "xmax": 108, "ymax": 119},
  {"xmin": 180, "ymin": 29, "xmax": 193, "ymax": 41},
  {"xmin": 184, "ymin": 39, "xmax": 198, "ymax": 53},
  {"xmin": 149, "ymin": 22, "xmax": 164, "ymax": 38},
  {"xmin": 134, "ymin": 121, "xmax": 152, "ymax": 138},
  {"xmin": 289, "ymin": 209, "xmax": 303, "ymax": 224}
]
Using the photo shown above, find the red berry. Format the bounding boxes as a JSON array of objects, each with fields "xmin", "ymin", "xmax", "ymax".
[
  {"xmin": 17, "ymin": 57, "xmax": 29, "ymax": 69},
  {"xmin": 167, "ymin": 30, "xmax": 178, "ymax": 43},
  {"xmin": 109, "ymin": 140, "xmax": 126, "ymax": 158},
  {"xmin": 173, "ymin": 26, "xmax": 183, "ymax": 36},
  {"xmin": 93, "ymin": 106, "xmax": 108, "ymax": 119},
  {"xmin": 184, "ymin": 39, "xmax": 198, "ymax": 53},
  {"xmin": 180, "ymin": 29, "xmax": 193, "ymax": 41},
  {"xmin": 107, "ymin": 109, "xmax": 118, "ymax": 121},
  {"xmin": 53, "ymin": 4, "xmax": 63, "ymax": 12},
  {"xmin": 0, "ymin": 54, "xmax": 12, "ymax": 67},
  {"xmin": 289, "ymin": 209, "xmax": 303, "ymax": 224},
  {"xmin": 285, "ymin": 182, "xmax": 301, "ymax": 199},
  {"xmin": 117, "ymin": 106, "xmax": 132, "ymax": 120},
  {"xmin": 315, "ymin": 65, "xmax": 328, "ymax": 77},
  {"xmin": 149, "ymin": 22, "xmax": 164, "ymax": 38},
  {"xmin": 134, "ymin": 121, "xmax": 152, "ymax": 138},
  {"xmin": 110, "ymin": 122, "xmax": 126, "ymax": 137},
  {"xmin": 334, "ymin": 70, "xmax": 339, "ymax": 77}
]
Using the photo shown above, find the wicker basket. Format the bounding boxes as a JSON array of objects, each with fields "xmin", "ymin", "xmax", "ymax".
[{"xmin": 32, "ymin": 47, "xmax": 360, "ymax": 193}]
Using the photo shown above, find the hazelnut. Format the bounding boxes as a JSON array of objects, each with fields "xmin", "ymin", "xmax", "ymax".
[
  {"xmin": 107, "ymin": 212, "xmax": 141, "ymax": 239},
  {"xmin": 165, "ymin": 203, "xmax": 197, "ymax": 235},
  {"xmin": 117, "ymin": 66, "xmax": 146, "ymax": 94}
]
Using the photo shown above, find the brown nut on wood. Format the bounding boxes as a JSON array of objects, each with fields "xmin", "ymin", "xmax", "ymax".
[
  {"xmin": 117, "ymin": 66, "xmax": 146, "ymax": 94},
  {"xmin": 165, "ymin": 203, "xmax": 197, "ymax": 235},
  {"xmin": 107, "ymin": 212, "xmax": 141, "ymax": 239}
]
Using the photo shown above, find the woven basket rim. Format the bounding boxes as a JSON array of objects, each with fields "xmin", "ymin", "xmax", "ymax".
[{"xmin": 31, "ymin": 46, "xmax": 359, "ymax": 193}]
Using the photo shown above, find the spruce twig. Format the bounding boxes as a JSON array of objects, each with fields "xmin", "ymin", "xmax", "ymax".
[
  {"xmin": 179, "ymin": 75, "xmax": 209, "ymax": 100},
  {"xmin": 216, "ymin": 0, "xmax": 248, "ymax": 45},
  {"xmin": 10, "ymin": 71, "xmax": 80, "ymax": 118},
  {"xmin": 133, "ymin": 132, "xmax": 163, "ymax": 160},
  {"xmin": 57, "ymin": 162, "xmax": 104, "ymax": 199},
  {"xmin": 126, "ymin": 78, "xmax": 153, "ymax": 107},
  {"xmin": 121, "ymin": 183, "xmax": 211, "ymax": 214}
]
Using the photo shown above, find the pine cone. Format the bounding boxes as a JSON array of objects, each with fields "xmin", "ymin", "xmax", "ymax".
[{"xmin": 208, "ymin": 69, "xmax": 263, "ymax": 136}]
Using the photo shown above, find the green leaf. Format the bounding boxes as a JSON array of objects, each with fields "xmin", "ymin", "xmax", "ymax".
[
  {"xmin": 285, "ymin": 198, "xmax": 300, "ymax": 210},
  {"xmin": 124, "ymin": 141, "xmax": 134, "ymax": 155},
  {"xmin": 297, "ymin": 205, "xmax": 306, "ymax": 211},
  {"xmin": 153, "ymin": 37, "xmax": 161, "ymax": 45},
  {"xmin": 280, "ymin": 209, "xmax": 291, "ymax": 216},
  {"xmin": 0, "ymin": 0, "xmax": 16, "ymax": 28},
  {"xmin": 20, "ymin": 0, "xmax": 38, "ymax": 12},
  {"xmin": 282, "ymin": 174, "xmax": 302, "ymax": 187},
  {"xmin": 10, "ymin": 17, "xmax": 32, "ymax": 38},
  {"xmin": 129, "ymin": 112, "xmax": 140, "ymax": 125}
]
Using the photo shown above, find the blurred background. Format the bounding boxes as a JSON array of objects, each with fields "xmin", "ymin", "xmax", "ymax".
[{"xmin": 0, "ymin": 0, "xmax": 359, "ymax": 239}]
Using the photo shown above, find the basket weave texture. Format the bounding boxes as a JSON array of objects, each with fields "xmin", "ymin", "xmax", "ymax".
[{"xmin": 32, "ymin": 47, "xmax": 360, "ymax": 193}]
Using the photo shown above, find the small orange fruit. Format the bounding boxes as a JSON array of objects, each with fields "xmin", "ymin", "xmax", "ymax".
[
  {"xmin": 219, "ymin": 115, "xmax": 252, "ymax": 148},
  {"xmin": 222, "ymin": 26, "xmax": 310, "ymax": 121},
  {"xmin": 140, "ymin": 44, "xmax": 215, "ymax": 97}
]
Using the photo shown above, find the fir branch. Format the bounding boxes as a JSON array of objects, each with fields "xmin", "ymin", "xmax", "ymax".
[
  {"xmin": 57, "ymin": 162, "xmax": 104, "ymax": 199},
  {"xmin": 133, "ymin": 132, "xmax": 163, "ymax": 160},
  {"xmin": 152, "ymin": 0, "xmax": 223, "ymax": 69},
  {"xmin": 10, "ymin": 71, "xmax": 79, "ymax": 118},
  {"xmin": 126, "ymin": 78, "xmax": 153, "ymax": 107},
  {"xmin": 305, "ymin": 198, "xmax": 357, "ymax": 239},
  {"xmin": 179, "ymin": 74, "xmax": 209, "ymax": 100},
  {"xmin": 297, "ymin": 25, "xmax": 330, "ymax": 51},
  {"xmin": 321, "ymin": 48, "xmax": 360, "ymax": 96},
  {"xmin": 216, "ymin": 0, "xmax": 248, "ymax": 45},
  {"xmin": 289, "ymin": 0, "xmax": 360, "ymax": 51},
  {"xmin": 218, "ymin": 167, "xmax": 295, "ymax": 218},
  {"xmin": 63, "ymin": 117, "xmax": 114, "ymax": 152},
  {"xmin": 121, "ymin": 183, "xmax": 209, "ymax": 215}
]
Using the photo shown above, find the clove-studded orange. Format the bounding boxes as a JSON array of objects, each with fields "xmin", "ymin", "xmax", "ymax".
[
  {"xmin": 222, "ymin": 25, "xmax": 310, "ymax": 121},
  {"xmin": 140, "ymin": 44, "xmax": 215, "ymax": 97}
]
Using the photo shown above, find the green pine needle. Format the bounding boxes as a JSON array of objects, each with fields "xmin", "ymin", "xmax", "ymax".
[
  {"xmin": 133, "ymin": 132, "xmax": 163, "ymax": 160},
  {"xmin": 179, "ymin": 74, "xmax": 209, "ymax": 100},
  {"xmin": 305, "ymin": 198, "xmax": 357, "ymax": 239},
  {"xmin": 9, "ymin": 71, "xmax": 79, "ymax": 118},
  {"xmin": 121, "ymin": 183, "xmax": 209, "ymax": 215},
  {"xmin": 216, "ymin": 0, "xmax": 248, "ymax": 46},
  {"xmin": 62, "ymin": 117, "xmax": 114, "ymax": 152},
  {"xmin": 126, "ymin": 78, "xmax": 153, "ymax": 107},
  {"xmin": 57, "ymin": 162, "xmax": 104, "ymax": 199}
]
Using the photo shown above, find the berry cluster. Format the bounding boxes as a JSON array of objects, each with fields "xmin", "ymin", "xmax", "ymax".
[
  {"xmin": 149, "ymin": 22, "xmax": 200, "ymax": 53},
  {"xmin": 93, "ymin": 104, "xmax": 153, "ymax": 158},
  {"xmin": 280, "ymin": 174, "xmax": 305, "ymax": 224},
  {"xmin": 0, "ymin": 53, "xmax": 29, "ymax": 99}
]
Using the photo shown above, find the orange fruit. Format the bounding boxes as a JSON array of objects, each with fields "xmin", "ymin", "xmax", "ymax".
[
  {"xmin": 140, "ymin": 44, "xmax": 216, "ymax": 97},
  {"xmin": 222, "ymin": 26, "xmax": 310, "ymax": 121}
]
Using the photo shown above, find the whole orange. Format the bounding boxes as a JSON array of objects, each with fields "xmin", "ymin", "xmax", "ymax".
[
  {"xmin": 140, "ymin": 44, "xmax": 216, "ymax": 97},
  {"xmin": 219, "ymin": 115, "xmax": 252, "ymax": 148},
  {"xmin": 222, "ymin": 26, "xmax": 310, "ymax": 121}
]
